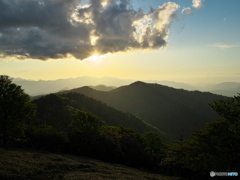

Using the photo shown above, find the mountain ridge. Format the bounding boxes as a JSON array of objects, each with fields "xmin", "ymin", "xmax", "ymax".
[
  {"xmin": 63, "ymin": 81, "xmax": 227, "ymax": 140},
  {"xmin": 12, "ymin": 76, "xmax": 240, "ymax": 96}
]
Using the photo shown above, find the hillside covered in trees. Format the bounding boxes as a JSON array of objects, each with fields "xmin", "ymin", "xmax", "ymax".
[
  {"xmin": 1, "ymin": 75, "xmax": 239, "ymax": 179},
  {"xmin": 63, "ymin": 81, "xmax": 227, "ymax": 140},
  {"xmin": 33, "ymin": 93, "xmax": 160, "ymax": 134}
]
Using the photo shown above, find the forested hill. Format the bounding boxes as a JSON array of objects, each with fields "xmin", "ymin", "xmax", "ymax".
[
  {"xmin": 63, "ymin": 81, "xmax": 227, "ymax": 140},
  {"xmin": 33, "ymin": 93, "xmax": 160, "ymax": 134}
]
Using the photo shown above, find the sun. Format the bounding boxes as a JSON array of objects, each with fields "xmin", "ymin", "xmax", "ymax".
[
  {"xmin": 83, "ymin": 53, "xmax": 111, "ymax": 63},
  {"xmin": 89, "ymin": 54, "xmax": 100, "ymax": 62},
  {"xmin": 83, "ymin": 54, "xmax": 101, "ymax": 63}
]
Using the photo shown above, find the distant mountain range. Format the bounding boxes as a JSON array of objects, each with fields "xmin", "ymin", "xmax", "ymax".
[
  {"xmin": 62, "ymin": 81, "xmax": 227, "ymax": 140},
  {"xmin": 13, "ymin": 77, "xmax": 133, "ymax": 96},
  {"xmin": 199, "ymin": 82, "xmax": 240, "ymax": 97},
  {"xmin": 12, "ymin": 76, "xmax": 240, "ymax": 97}
]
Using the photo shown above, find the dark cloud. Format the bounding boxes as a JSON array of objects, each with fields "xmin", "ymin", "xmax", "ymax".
[{"xmin": 0, "ymin": 0, "xmax": 180, "ymax": 60}]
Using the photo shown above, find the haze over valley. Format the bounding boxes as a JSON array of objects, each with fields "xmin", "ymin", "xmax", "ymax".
[{"xmin": 13, "ymin": 76, "xmax": 240, "ymax": 97}]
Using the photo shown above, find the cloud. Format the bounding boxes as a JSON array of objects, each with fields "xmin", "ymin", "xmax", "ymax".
[
  {"xmin": 211, "ymin": 43, "xmax": 240, "ymax": 50},
  {"xmin": 192, "ymin": 0, "xmax": 204, "ymax": 9},
  {"xmin": 182, "ymin": 7, "xmax": 192, "ymax": 15},
  {"xmin": 0, "ymin": 0, "xmax": 180, "ymax": 60}
]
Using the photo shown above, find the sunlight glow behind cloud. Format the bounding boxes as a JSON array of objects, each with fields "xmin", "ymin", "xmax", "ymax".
[
  {"xmin": 83, "ymin": 53, "xmax": 111, "ymax": 63},
  {"xmin": 0, "ymin": 0, "xmax": 180, "ymax": 61}
]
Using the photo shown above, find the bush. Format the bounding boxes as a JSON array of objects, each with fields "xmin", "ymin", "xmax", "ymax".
[{"xmin": 25, "ymin": 125, "xmax": 69, "ymax": 152}]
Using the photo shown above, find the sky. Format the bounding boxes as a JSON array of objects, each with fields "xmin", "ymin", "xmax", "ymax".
[{"xmin": 0, "ymin": 0, "xmax": 240, "ymax": 84}]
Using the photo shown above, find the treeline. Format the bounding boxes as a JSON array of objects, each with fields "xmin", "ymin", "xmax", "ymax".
[
  {"xmin": 1, "ymin": 75, "xmax": 240, "ymax": 179},
  {"xmin": 0, "ymin": 75, "xmax": 164, "ymax": 171},
  {"xmin": 23, "ymin": 110, "xmax": 164, "ymax": 169}
]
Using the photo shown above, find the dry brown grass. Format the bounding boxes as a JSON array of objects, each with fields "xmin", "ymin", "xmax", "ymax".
[{"xmin": 0, "ymin": 148, "xmax": 184, "ymax": 180}]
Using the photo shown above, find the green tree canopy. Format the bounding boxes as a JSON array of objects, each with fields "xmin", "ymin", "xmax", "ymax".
[
  {"xmin": 142, "ymin": 131, "xmax": 164, "ymax": 157},
  {"xmin": 165, "ymin": 95, "xmax": 240, "ymax": 173},
  {"xmin": 0, "ymin": 75, "xmax": 36, "ymax": 146},
  {"xmin": 210, "ymin": 94, "xmax": 240, "ymax": 122},
  {"xmin": 69, "ymin": 110, "xmax": 105, "ymax": 133}
]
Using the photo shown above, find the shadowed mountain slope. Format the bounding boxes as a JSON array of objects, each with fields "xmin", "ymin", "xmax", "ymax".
[
  {"xmin": 64, "ymin": 81, "xmax": 227, "ymax": 140},
  {"xmin": 33, "ymin": 93, "xmax": 159, "ymax": 134}
]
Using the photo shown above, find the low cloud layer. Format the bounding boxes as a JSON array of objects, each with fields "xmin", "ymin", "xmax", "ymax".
[
  {"xmin": 211, "ymin": 43, "xmax": 240, "ymax": 50},
  {"xmin": 0, "ymin": 0, "xmax": 181, "ymax": 60}
]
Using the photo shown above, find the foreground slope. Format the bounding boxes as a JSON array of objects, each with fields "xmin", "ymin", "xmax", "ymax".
[
  {"xmin": 65, "ymin": 81, "xmax": 227, "ymax": 140},
  {"xmin": 0, "ymin": 148, "xmax": 183, "ymax": 180},
  {"xmin": 33, "ymin": 93, "xmax": 159, "ymax": 133}
]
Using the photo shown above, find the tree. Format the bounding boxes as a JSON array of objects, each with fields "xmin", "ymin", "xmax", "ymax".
[
  {"xmin": 165, "ymin": 95, "xmax": 240, "ymax": 175},
  {"xmin": 69, "ymin": 110, "xmax": 105, "ymax": 133},
  {"xmin": 0, "ymin": 75, "xmax": 36, "ymax": 146},
  {"xmin": 142, "ymin": 131, "xmax": 164, "ymax": 158},
  {"xmin": 210, "ymin": 94, "xmax": 240, "ymax": 122}
]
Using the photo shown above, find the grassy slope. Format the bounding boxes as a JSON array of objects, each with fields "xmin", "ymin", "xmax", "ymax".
[{"xmin": 0, "ymin": 148, "xmax": 183, "ymax": 180}]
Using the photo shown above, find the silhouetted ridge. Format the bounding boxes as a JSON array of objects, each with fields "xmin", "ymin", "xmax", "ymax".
[
  {"xmin": 89, "ymin": 85, "xmax": 116, "ymax": 91},
  {"xmin": 130, "ymin": 81, "xmax": 147, "ymax": 86},
  {"xmin": 63, "ymin": 82, "xmax": 227, "ymax": 140},
  {"xmin": 71, "ymin": 86, "xmax": 94, "ymax": 92}
]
